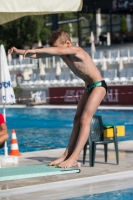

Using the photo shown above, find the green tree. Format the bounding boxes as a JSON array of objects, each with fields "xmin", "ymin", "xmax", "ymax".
[
  {"xmin": 58, "ymin": 12, "xmax": 78, "ymax": 37},
  {"xmin": 120, "ymin": 16, "xmax": 128, "ymax": 33},
  {"xmin": 0, "ymin": 13, "xmax": 79, "ymax": 51},
  {"xmin": 0, "ymin": 15, "xmax": 51, "ymax": 50}
]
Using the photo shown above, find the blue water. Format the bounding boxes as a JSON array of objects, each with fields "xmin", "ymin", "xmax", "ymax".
[
  {"xmin": 64, "ymin": 188, "xmax": 133, "ymax": 200},
  {"xmin": 0, "ymin": 108, "xmax": 133, "ymax": 154}
]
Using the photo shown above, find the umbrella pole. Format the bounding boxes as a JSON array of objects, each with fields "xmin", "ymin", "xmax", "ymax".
[{"xmin": 3, "ymin": 104, "xmax": 8, "ymax": 157}]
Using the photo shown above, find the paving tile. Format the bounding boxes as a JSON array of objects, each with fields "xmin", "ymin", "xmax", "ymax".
[{"xmin": 0, "ymin": 140, "xmax": 133, "ymax": 199}]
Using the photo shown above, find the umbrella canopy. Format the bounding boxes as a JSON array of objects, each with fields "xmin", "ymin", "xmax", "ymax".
[
  {"xmin": 7, "ymin": 53, "xmax": 12, "ymax": 66},
  {"xmin": 90, "ymin": 32, "xmax": 96, "ymax": 54},
  {"xmin": 0, "ymin": 45, "xmax": 15, "ymax": 104},
  {"xmin": 101, "ymin": 56, "xmax": 107, "ymax": 71},
  {"xmin": 107, "ymin": 32, "xmax": 111, "ymax": 46},
  {"xmin": 19, "ymin": 54, "xmax": 23, "ymax": 63},
  {"xmin": 0, "ymin": 0, "xmax": 83, "ymax": 25},
  {"xmin": 56, "ymin": 62, "xmax": 61, "ymax": 76},
  {"xmin": 38, "ymin": 40, "xmax": 44, "ymax": 71},
  {"xmin": 39, "ymin": 63, "xmax": 45, "ymax": 76},
  {"xmin": 119, "ymin": 57, "xmax": 124, "ymax": 72},
  {"xmin": 38, "ymin": 40, "xmax": 42, "ymax": 48},
  {"xmin": 0, "ymin": 44, "xmax": 16, "ymax": 157}
]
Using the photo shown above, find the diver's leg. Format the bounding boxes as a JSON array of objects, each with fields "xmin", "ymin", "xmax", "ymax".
[
  {"xmin": 49, "ymin": 90, "xmax": 88, "ymax": 166},
  {"xmin": 59, "ymin": 87, "xmax": 106, "ymax": 168}
]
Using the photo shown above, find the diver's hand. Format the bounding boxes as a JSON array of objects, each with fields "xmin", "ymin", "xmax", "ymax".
[
  {"xmin": 8, "ymin": 47, "xmax": 18, "ymax": 54},
  {"xmin": 23, "ymin": 49, "xmax": 36, "ymax": 59}
]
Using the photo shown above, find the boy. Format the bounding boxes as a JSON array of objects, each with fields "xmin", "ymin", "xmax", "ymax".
[
  {"xmin": 0, "ymin": 113, "xmax": 8, "ymax": 148},
  {"xmin": 8, "ymin": 29, "xmax": 107, "ymax": 168}
]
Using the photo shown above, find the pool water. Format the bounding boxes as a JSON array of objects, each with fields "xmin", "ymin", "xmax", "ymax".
[
  {"xmin": 0, "ymin": 108, "xmax": 133, "ymax": 154},
  {"xmin": 64, "ymin": 187, "xmax": 133, "ymax": 200}
]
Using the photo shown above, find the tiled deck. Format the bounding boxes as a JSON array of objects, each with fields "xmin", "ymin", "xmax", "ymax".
[{"xmin": 0, "ymin": 140, "xmax": 133, "ymax": 199}]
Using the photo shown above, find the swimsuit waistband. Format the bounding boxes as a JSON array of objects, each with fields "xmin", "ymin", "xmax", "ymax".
[
  {"xmin": 86, "ymin": 80, "xmax": 107, "ymax": 94},
  {"xmin": 88, "ymin": 80, "xmax": 103, "ymax": 88},
  {"xmin": 86, "ymin": 80, "xmax": 103, "ymax": 90}
]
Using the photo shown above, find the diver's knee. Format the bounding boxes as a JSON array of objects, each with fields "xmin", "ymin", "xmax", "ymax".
[{"xmin": 80, "ymin": 116, "xmax": 91, "ymax": 127}]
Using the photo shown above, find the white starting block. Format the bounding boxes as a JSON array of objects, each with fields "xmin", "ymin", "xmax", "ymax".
[{"xmin": 0, "ymin": 156, "xmax": 18, "ymax": 167}]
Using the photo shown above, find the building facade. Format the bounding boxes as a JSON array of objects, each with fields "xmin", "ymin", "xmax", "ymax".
[{"xmin": 77, "ymin": 0, "xmax": 133, "ymax": 46}]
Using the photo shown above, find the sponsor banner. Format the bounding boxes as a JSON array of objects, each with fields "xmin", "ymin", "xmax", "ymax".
[
  {"xmin": 49, "ymin": 86, "xmax": 133, "ymax": 105},
  {"xmin": 112, "ymin": 0, "xmax": 133, "ymax": 11},
  {"xmin": 49, "ymin": 87, "xmax": 84, "ymax": 104}
]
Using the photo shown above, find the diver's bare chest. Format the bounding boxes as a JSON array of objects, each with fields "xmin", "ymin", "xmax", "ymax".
[{"xmin": 61, "ymin": 55, "xmax": 78, "ymax": 65}]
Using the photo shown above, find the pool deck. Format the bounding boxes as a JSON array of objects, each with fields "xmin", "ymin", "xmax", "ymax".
[
  {"xmin": 0, "ymin": 140, "xmax": 133, "ymax": 199},
  {"xmin": 1, "ymin": 104, "xmax": 133, "ymax": 110}
]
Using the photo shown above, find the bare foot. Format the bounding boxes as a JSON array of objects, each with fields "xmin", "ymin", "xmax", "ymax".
[
  {"xmin": 49, "ymin": 154, "xmax": 66, "ymax": 166},
  {"xmin": 58, "ymin": 157, "xmax": 80, "ymax": 168}
]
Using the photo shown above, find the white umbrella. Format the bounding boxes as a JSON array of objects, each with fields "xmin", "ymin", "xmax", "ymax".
[
  {"xmin": 39, "ymin": 63, "xmax": 45, "ymax": 76},
  {"xmin": 101, "ymin": 56, "xmax": 107, "ymax": 71},
  {"xmin": 0, "ymin": 44, "xmax": 15, "ymax": 156},
  {"xmin": 19, "ymin": 54, "xmax": 23, "ymax": 64},
  {"xmin": 7, "ymin": 53, "xmax": 12, "ymax": 66},
  {"xmin": 119, "ymin": 57, "xmax": 124, "ymax": 72},
  {"xmin": 107, "ymin": 32, "xmax": 111, "ymax": 46},
  {"xmin": 38, "ymin": 40, "xmax": 43, "ymax": 70},
  {"xmin": 0, "ymin": 0, "xmax": 82, "ymax": 25},
  {"xmin": 90, "ymin": 32, "xmax": 96, "ymax": 59},
  {"xmin": 56, "ymin": 62, "xmax": 61, "ymax": 76},
  {"xmin": 38, "ymin": 40, "xmax": 42, "ymax": 48}
]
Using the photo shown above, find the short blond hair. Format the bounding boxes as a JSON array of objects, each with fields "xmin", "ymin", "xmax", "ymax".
[{"xmin": 49, "ymin": 29, "xmax": 71, "ymax": 46}]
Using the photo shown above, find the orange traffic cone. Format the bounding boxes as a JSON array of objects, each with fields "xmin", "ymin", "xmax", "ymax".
[{"xmin": 9, "ymin": 129, "xmax": 22, "ymax": 156}]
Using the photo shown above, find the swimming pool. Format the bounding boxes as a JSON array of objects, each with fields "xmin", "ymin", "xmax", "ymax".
[
  {"xmin": 0, "ymin": 108, "xmax": 133, "ymax": 154},
  {"xmin": 64, "ymin": 187, "xmax": 133, "ymax": 200}
]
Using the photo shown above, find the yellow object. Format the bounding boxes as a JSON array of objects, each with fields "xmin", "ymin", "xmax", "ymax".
[{"xmin": 104, "ymin": 125, "xmax": 125, "ymax": 138}]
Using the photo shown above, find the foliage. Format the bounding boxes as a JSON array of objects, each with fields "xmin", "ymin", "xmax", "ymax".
[
  {"xmin": 0, "ymin": 15, "xmax": 51, "ymax": 50},
  {"xmin": 58, "ymin": 12, "xmax": 78, "ymax": 37},
  {"xmin": 0, "ymin": 13, "xmax": 78, "ymax": 51},
  {"xmin": 13, "ymin": 87, "xmax": 22, "ymax": 95},
  {"xmin": 120, "ymin": 16, "xmax": 128, "ymax": 33}
]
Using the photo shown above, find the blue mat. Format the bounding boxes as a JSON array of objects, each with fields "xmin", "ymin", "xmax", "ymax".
[{"xmin": 0, "ymin": 164, "xmax": 80, "ymax": 181}]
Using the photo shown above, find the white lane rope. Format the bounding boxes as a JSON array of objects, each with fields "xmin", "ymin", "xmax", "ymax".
[{"xmin": 15, "ymin": 91, "xmax": 133, "ymax": 101}]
